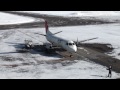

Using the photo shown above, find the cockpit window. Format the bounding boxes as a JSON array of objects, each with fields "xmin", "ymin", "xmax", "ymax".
[
  {"xmin": 69, "ymin": 43, "xmax": 72, "ymax": 45},
  {"xmin": 66, "ymin": 43, "xmax": 75, "ymax": 46}
]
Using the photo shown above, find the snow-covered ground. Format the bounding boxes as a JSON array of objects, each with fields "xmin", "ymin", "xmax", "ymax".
[
  {"xmin": 0, "ymin": 24, "xmax": 120, "ymax": 79},
  {"xmin": 0, "ymin": 12, "xmax": 36, "ymax": 25}
]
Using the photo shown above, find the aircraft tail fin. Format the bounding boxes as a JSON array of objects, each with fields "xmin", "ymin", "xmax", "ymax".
[
  {"xmin": 45, "ymin": 20, "xmax": 52, "ymax": 35},
  {"xmin": 45, "ymin": 20, "xmax": 49, "ymax": 34}
]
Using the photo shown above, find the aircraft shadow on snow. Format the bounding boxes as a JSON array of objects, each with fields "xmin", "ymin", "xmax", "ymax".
[{"xmin": 1, "ymin": 42, "xmax": 64, "ymax": 57}]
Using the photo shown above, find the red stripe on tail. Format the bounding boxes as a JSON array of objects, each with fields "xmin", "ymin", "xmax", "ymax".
[{"xmin": 45, "ymin": 20, "xmax": 48, "ymax": 34}]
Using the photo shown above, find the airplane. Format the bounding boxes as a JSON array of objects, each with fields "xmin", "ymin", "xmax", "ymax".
[{"xmin": 39, "ymin": 21, "xmax": 77, "ymax": 55}]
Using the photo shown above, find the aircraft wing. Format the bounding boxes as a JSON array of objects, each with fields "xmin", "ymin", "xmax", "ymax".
[
  {"xmin": 74, "ymin": 37, "xmax": 98, "ymax": 46},
  {"xmin": 5, "ymin": 42, "xmax": 25, "ymax": 45},
  {"xmin": 79, "ymin": 37, "xmax": 98, "ymax": 43}
]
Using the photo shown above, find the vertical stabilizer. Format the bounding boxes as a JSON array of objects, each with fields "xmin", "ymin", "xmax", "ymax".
[
  {"xmin": 45, "ymin": 20, "xmax": 49, "ymax": 34},
  {"xmin": 45, "ymin": 20, "xmax": 52, "ymax": 35}
]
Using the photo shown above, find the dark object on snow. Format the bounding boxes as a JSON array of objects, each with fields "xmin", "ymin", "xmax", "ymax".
[
  {"xmin": 118, "ymin": 53, "xmax": 120, "ymax": 56},
  {"xmin": 107, "ymin": 66, "xmax": 112, "ymax": 78}
]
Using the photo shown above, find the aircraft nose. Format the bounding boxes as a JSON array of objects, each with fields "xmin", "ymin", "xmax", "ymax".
[
  {"xmin": 74, "ymin": 46, "xmax": 77, "ymax": 53},
  {"xmin": 71, "ymin": 46, "xmax": 77, "ymax": 53}
]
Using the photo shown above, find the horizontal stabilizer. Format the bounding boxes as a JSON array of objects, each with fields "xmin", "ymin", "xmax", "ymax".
[
  {"xmin": 53, "ymin": 31, "xmax": 62, "ymax": 35},
  {"xmin": 17, "ymin": 30, "xmax": 44, "ymax": 43},
  {"xmin": 39, "ymin": 34, "xmax": 46, "ymax": 36}
]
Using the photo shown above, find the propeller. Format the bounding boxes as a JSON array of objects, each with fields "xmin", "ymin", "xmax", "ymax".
[
  {"xmin": 75, "ymin": 37, "xmax": 80, "ymax": 47},
  {"xmin": 74, "ymin": 37, "xmax": 80, "ymax": 51}
]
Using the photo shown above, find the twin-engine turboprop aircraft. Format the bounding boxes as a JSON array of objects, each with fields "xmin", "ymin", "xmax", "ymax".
[{"xmin": 41, "ymin": 21, "xmax": 77, "ymax": 54}]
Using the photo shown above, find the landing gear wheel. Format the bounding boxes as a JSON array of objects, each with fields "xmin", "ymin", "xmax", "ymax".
[{"xmin": 70, "ymin": 55, "xmax": 73, "ymax": 57}]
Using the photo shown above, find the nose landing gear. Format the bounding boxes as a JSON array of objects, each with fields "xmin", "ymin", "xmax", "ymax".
[{"xmin": 70, "ymin": 55, "xmax": 73, "ymax": 57}]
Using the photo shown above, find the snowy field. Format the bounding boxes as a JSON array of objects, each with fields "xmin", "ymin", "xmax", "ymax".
[
  {"xmin": 0, "ymin": 24, "xmax": 120, "ymax": 79},
  {"xmin": 0, "ymin": 12, "xmax": 36, "ymax": 25}
]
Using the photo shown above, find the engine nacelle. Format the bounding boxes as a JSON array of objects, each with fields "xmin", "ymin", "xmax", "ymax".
[{"xmin": 24, "ymin": 40, "xmax": 34, "ymax": 49}]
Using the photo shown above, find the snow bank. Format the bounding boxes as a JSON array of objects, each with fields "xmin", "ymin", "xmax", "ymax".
[{"xmin": 0, "ymin": 12, "xmax": 35, "ymax": 25}]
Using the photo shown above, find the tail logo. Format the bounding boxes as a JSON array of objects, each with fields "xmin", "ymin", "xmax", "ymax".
[{"xmin": 45, "ymin": 21, "xmax": 48, "ymax": 33}]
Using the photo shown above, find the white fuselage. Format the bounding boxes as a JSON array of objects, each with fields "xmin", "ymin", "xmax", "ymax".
[{"xmin": 46, "ymin": 31, "xmax": 77, "ymax": 53}]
